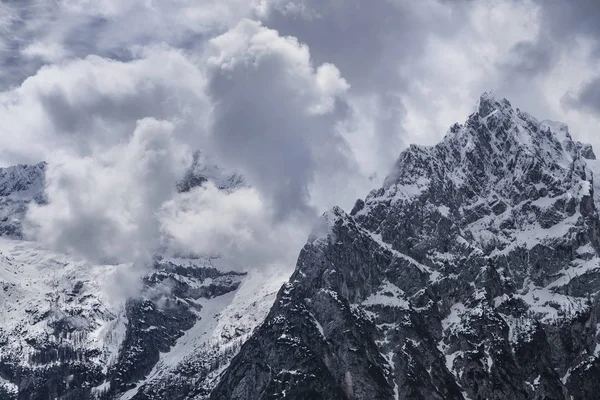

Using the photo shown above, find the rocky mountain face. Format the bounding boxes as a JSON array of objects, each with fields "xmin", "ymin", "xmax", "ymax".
[
  {"xmin": 124, "ymin": 268, "xmax": 286, "ymax": 400},
  {"xmin": 0, "ymin": 252, "xmax": 246, "ymax": 400},
  {"xmin": 210, "ymin": 93, "xmax": 600, "ymax": 400}
]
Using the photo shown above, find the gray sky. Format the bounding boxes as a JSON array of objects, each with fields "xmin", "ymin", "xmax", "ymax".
[{"xmin": 2, "ymin": 0, "xmax": 600, "ymax": 271}]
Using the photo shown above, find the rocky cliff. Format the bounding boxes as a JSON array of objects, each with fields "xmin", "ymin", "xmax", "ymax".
[{"xmin": 210, "ymin": 93, "xmax": 600, "ymax": 400}]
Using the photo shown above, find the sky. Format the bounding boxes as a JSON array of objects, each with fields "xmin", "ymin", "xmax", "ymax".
[{"xmin": 1, "ymin": 0, "xmax": 600, "ymax": 273}]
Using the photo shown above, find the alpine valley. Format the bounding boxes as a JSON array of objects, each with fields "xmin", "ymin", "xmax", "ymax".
[{"xmin": 3, "ymin": 93, "xmax": 600, "ymax": 400}]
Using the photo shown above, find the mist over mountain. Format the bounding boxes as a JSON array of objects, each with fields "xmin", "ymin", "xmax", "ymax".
[
  {"xmin": 3, "ymin": 1, "xmax": 600, "ymax": 399},
  {"xmin": 2, "ymin": 94, "xmax": 600, "ymax": 399}
]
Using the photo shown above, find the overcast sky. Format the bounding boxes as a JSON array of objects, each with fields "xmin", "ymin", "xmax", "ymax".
[{"xmin": 2, "ymin": 0, "xmax": 600, "ymax": 272}]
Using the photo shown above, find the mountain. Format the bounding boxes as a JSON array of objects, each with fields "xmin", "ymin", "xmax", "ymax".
[
  {"xmin": 209, "ymin": 93, "xmax": 600, "ymax": 400},
  {"xmin": 0, "ymin": 156, "xmax": 286, "ymax": 400},
  {"xmin": 3, "ymin": 93, "xmax": 600, "ymax": 400}
]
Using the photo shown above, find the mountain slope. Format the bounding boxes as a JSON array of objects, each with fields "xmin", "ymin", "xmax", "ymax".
[
  {"xmin": 210, "ymin": 93, "xmax": 600, "ymax": 400},
  {"xmin": 0, "ymin": 156, "xmax": 283, "ymax": 400}
]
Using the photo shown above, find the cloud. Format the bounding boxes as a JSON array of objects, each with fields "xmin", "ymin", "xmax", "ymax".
[
  {"xmin": 4, "ymin": 19, "xmax": 345, "ymax": 277},
  {"xmin": 22, "ymin": 40, "xmax": 71, "ymax": 62},
  {"xmin": 0, "ymin": 0, "xmax": 262, "ymax": 89},
  {"xmin": 0, "ymin": 44, "xmax": 208, "ymax": 269},
  {"xmin": 159, "ymin": 182, "xmax": 309, "ymax": 270},
  {"xmin": 0, "ymin": 14, "xmax": 358, "ymax": 278},
  {"xmin": 359, "ymin": 0, "xmax": 543, "ymax": 148},
  {"xmin": 500, "ymin": 38, "xmax": 556, "ymax": 78},
  {"xmin": 532, "ymin": 0, "xmax": 600, "ymax": 54},
  {"xmin": 257, "ymin": 0, "xmax": 439, "ymax": 176},
  {"xmin": 205, "ymin": 19, "xmax": 352, "ymax": 217},
  {"xmin": 25, "ymin": 118, "xmax": 189, "ymax": 265},
  {"xmin": 0, "ymin": 45, "xmax": 207, "ymax": 166},
  {"xmin": 563, "ymin": 76, "xmax": 600, "ymax": 117}
]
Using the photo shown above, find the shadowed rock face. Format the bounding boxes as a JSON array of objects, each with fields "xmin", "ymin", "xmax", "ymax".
[{"xmin": 210, "ymin": 93, "xmax": 600, "ymax": 400}]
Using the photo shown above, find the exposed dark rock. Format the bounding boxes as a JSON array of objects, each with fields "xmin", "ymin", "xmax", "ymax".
[{"xmin": 210, "ymin": 94, "xmax": 600, "ymax": 400}]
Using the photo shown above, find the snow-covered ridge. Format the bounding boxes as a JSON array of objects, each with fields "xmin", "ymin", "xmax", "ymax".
[
  {"xmin": 0, "ymin": 162, "xmax": 46, "ymax": 198},
  {"xmin": 384, "ymin": 92, "xmax": 594, "ymax": 192},
  {"xmin": 0, "ymin": 233, "xmax": 282, "ymax": 399},
  {"xmin": 0, "ymin": 238, "xmax": 124, "ymax": 367}
]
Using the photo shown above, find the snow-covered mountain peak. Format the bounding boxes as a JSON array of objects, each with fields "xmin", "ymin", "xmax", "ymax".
[
  {"xmin": 474, "ymin": 90, "xmax": 512, "ymax": 119},
  {"xmin": 359, "ymin": 96, "xmax": 600, "ymax": 284},
  {"xmin": 453, "ymin": 93, "xmax": 566, "ymax": 155},
  {"xmin": 214, "ymin": 95, "xmax": 600, "ymax": 400},
  {"xmin": 382, "ymin": 94, "xmax": 594, "ymax": 212},
  {"xmin": 451, "ymin": 94, "xmax": 594, "ymax": 164}
]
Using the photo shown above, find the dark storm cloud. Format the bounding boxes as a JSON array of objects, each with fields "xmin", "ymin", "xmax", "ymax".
[
  {"xmin": 563, "ymin": 76, "xmax": 600, "ymax": 116},
  {"xmin": 39, "ymin": 82, "xmax": 168, "ymax": 132},
  {"xmin": 0, "ymin": 0, "xmax": 254, "ymax": 90},
  {"xmin": 263, "ymin": 0, "xmax": 466, "ymax": 92},
  {"xmin": 499, "ymin": 0, "xmax": 600, "ymax": 82},
  {"xmin": 0, "ymin": 1, "xmax": 127, "ymax": 90},
  {"xmin": 260, "ymin": 0, "xmax": 472, "ymax": 174},
  {"xmin": 500, "ymin": 38, "xmax": 556, "ymax": 78},
  {"xmin": 0, "ymin": 0, "xmax": 50, "ymax": 88},
  {"xmin": 502, "ymin": 1, "xmax": 600, "ymax": 122}
]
